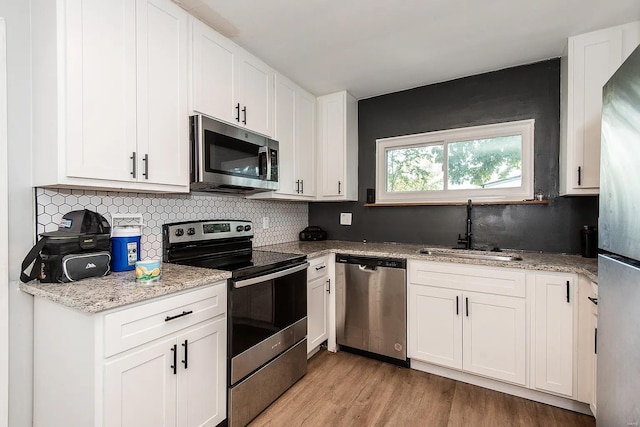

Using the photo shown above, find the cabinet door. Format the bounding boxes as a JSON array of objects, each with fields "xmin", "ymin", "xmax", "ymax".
[
  {"xmin": 296, "ymin": 88, "xmax": 316, "ymax": 196},
  {"xmin": 236, "ymin": 52, "xmax": 273, "ymax": 137},
  {"xmin": 307, "ymin": 275, "xmax": 329, "ymax": 353},
  {"xmin": 64, "ymin": 0, "xmax": 137, "ymax": 182},
  {"xmin": 569, "ymin": 28, "xmax": 622, "ymax": 190},
  {"xmin": 533, "ymin": 274, "xmax": 574, "ymax": 396},
  {"xmin": 104, "ymin": 337, "xmax": 177, "ymax": 427},
  {"xmin": 318, "ymin": 92, "xmax": 345, "ymax": 197},
  {"xmin": 462, "ymin": 292, "xmax": 526, "ymax": 385},
  {"xmin": 191, "ymin": 19, "xmax": 237, "ymax": 124},
  {"xmin": 274, "ymin": 75, "xmax": 297, "ymax": 195},
  {"xmin": 137, "ymin": 0, "xmax": 189, "ymax": 187},
  {"xmin": 408, "ymin": 285, "xmax": 462, "ymax": 370},
  {"xmin": 176, "ymin": 318, "xmax": 227, "ymax": 427}
]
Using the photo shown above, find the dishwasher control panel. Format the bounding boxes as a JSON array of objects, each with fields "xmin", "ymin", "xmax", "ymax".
[{"xmin": 335, "ymin": 253, "xmax": 406, "ymax": 269}]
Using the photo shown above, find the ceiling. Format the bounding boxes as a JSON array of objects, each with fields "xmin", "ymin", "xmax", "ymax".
[{"xmin": 174, "ymin": 0, "xmax": 640, "ymax": 99}]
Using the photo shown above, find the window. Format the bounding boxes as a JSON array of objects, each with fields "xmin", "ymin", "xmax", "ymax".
[{"xmin": 375, "ymin": 120, "xmax": 534, "ymax": 203}]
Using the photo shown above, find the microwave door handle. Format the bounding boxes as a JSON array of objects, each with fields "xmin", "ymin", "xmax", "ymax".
[
  {"xmin": 266, "ymin": 147, "xmax": 272, "ymax": 180},
  {"xmin": 258, "ymin": 147, "xmax": 268, "ymax": 179},
  {"xmin": 192, "ymin": 115, "xmax": 204, "ymax": 182}
]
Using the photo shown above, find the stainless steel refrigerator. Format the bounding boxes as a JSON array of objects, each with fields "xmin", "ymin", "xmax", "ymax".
[{"xmin": 597, "ymin": 43, "xmax": 640, "ymax": 426}]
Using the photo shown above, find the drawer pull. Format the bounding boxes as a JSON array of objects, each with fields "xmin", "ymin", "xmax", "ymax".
[
  {"xmin": 165, "ymin": 310, "xmax": 193, "ymax": 322},
  {"xmin": 315, "ymin": 265, "xmax": 326, "ymax": 271},
  {"xmin": 588, "ymin": 296, "xmax": 598, "ymax": 305}
]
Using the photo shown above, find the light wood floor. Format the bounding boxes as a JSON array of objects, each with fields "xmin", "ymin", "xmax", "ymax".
[{"xmin": 250, "ymin": 350, "xmax": 595, "ymax": 427}]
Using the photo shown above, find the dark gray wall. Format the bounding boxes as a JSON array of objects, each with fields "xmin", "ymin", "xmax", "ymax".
[{"xmin": 309, "ymin": 59, "xmax": 599, "ymax": 254}]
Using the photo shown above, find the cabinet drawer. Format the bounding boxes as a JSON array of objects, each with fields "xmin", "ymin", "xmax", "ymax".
[
  {"xmin": 104, "ymin": 282, "xmax": 226, "ymax": 357},
  {"xmin": 307, "ymin": 255, "xmax": 329, "ymax": 282},
  {"xmin": 408, "ymin": 261, "xmax": 526, "ymax": 298}
]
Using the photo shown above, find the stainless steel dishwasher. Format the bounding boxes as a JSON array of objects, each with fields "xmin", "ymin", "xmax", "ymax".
[{"xmin": 335, "ymin": 253, "xmax": 407, "ymax": 364}]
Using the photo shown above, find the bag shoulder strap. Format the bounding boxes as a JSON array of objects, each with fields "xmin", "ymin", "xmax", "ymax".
[{"xmin": 20, "ymin": 237, "xmax": 48, "ymax": 283}]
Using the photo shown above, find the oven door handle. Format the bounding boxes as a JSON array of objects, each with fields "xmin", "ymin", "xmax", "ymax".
[{"xmin": 233, "ymin": 262, "xmax": 309, "ymax": 288}]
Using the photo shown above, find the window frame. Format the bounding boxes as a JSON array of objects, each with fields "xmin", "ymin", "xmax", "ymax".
[{"xmin": 375, "ymin": 119, "xmax": 535, "ymax": 204}]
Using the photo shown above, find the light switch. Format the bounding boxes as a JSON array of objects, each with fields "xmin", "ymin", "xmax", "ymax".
[{"xmin": 340, "ymin": 212, "xmax": 352, "ymax": 226}]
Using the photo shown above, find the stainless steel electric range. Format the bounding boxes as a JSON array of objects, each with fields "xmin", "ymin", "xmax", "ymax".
[{"xmin": 162, "ymin": 220, "xmax": 308, "ymax": 427}]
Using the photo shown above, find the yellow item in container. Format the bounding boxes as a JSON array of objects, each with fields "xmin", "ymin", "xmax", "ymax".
[{"xmin": 135, "ymin": 259, "xmax": 162, "ymax": 283}]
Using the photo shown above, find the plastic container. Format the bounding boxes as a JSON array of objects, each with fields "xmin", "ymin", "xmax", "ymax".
[
  {"xmin": 135, "ymin": 259, "xmax": 161, "ymax": 284},
  {"xmin": 110, "ymin": 214, "xmax": 143, "ymax": 272}
]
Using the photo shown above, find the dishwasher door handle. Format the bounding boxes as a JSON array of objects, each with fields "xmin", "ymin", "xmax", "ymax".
[{"xmin": 357, "ymin": 264, "xmax": 377, "ymax": 272}]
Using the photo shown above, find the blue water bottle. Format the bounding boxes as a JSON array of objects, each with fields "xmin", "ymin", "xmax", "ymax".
[{"xmin": 110, "ymin": 214, "xmax": 143, "ymax": 272}]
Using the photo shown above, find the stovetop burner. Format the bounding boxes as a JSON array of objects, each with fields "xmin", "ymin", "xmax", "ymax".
[{"xmin": 162, "ymin": 219, "xmax": 306, "ymax": 279}]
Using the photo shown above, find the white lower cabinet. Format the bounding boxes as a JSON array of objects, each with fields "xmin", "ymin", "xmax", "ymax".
[
  {"xmin": 33, "ymin": 283, "xmax": 227, "ymax": 427},
  {"xmin": 409, "ymin": 285, "xmax": 462, "ymax": 369},
  {"xmin": 576, "ymin": 276, "xmax": 598, "ymax": 414},
  {"xmin": 532, "ymin": 273, "xmax": 576, "ymax": 397},
  {"xmin": 408, "ymin": 263, "xmax": 526, "ymax": 386},
  {"xmin": 307, "ymin": 255, "xmax": 330, "ymax": 355},
  {"xmin": 104, "ymin": 318, "xmax": 226, "ymax": 427},
  {"xmin": 463, "ymin": 291, "xmax": 526, "ymax": 385},
  {"xmin": 104, "ymin": 336, "xmax": 178, "ymax": 426},
  {"xmin": 408, "ymin": 260, "xmax": 595, "ymax": 411}
]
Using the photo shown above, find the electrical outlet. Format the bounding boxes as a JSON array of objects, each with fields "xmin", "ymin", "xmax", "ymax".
[
  {"xmin": 262, "ymin": 217, "xmax": 270, "ymax": 229},
  {"xmin": 340, "ymin": 212, "xmax": 352, "ymax": 226}
]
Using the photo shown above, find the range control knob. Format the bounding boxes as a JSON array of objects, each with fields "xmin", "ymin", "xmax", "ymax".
[
  {"xmin": 187, "ymin": 227, "xmax": 196, "ymax": 236},
  {"xmin": 175, "ymin": 228, "xmax": 184, "ymax": 237},
  {"xmin": 244, "ymin": 225, "xmax": 252, "ymax": 231},
  {"xmin": 236, "ymin": 225, "xmax": 244, "ymax": 232}
]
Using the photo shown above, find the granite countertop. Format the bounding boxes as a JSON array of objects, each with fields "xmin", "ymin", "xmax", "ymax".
[
  {"xmin": 21, "ymin": 240, "xmax": 597, "ymax": 314},
  {"xmin": 258, "ymin": 240, "xmax": 599, "ymax": 283},
  {"xmin": 19, "ymin": 263, "xmax": 231, "ymax": 313}
]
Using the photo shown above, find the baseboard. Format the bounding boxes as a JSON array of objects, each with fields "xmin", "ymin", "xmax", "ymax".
[{"xmin": 411, "ymin": 359, "xmax": 593, "ymax": 416}]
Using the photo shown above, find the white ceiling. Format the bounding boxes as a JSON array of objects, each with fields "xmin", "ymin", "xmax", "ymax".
[{"xmin": 175, "ymin": 0, "xmax": 640, "ymax": 99}]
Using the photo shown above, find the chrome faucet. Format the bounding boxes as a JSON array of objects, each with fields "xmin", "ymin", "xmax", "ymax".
[{"xmin": 457, "ymin": 199, "xmax": 473, "ymax": 249}]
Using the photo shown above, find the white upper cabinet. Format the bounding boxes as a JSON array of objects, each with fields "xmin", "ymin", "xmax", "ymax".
[
  {"xmin": 191, "ymin": 18, "xmax": 237, "ymax": 126},
  {"xmin": 316, "ymin": 91, "xmax": 358, "ymax": 201},
  {"xmin": 138, "ymin": 0, "xmax": 190, "ymax": 187},
  {"xmin": 250, "ymin": 74, "xmax": 316, "ymax": 200},
  {"xmin": 32, "ymin": 0, "xmax": 189, "ymax": 192},
  {"xmin": 560, "ymin": 21, "xmax": 640, "ymax": 195},
  {"xmin": 191, "ymin": 18, "xmax": 274, "ymax": 137}
]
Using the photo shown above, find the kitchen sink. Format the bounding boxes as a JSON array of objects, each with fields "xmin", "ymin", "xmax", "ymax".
[{"xmin": 418, "ymin": 249, "xmax": 523, "ymax": 262}]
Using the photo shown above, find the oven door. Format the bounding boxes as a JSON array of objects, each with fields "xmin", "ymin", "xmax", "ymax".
[
  {"xmin": 191, "ymin": 114, "xmax": 279, "ymax": 191},
  {"xmin": 229, "ymin": 262, "xmax": 308, "ymax": 384}
]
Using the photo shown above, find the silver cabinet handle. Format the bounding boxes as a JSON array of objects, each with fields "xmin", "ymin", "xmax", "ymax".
[
  {"xmin": 130, "ymin": 152, "xmax": 137, "ymax": 178},
  {"xmin": 142, "ymin": 154, "xmax": 149, "ymax": 180}
]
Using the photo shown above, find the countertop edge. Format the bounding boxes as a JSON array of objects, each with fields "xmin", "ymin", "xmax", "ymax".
[
  {"xmin": 20, "ymin": 264, "xmax": 232, "ymax": 313},
  {"xmin": 256, "ymin": 241, "xmax": 599, "ymax": 284}
]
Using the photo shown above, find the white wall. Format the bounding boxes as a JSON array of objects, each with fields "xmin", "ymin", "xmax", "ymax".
[
  {"xmin": 0, "ymin": 2, "xmax": 34, "ymax": 427},
  {"xmin": 0, "ymin": 17, "xmax": 9, "ymax": 427}
]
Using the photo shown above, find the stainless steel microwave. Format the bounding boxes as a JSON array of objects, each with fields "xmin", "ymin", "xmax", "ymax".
[{"xmin": 190, "ymin": 114, "xmax": 279, "ymax": 193}]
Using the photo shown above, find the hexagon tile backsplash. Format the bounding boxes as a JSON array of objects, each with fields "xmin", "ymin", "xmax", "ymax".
[{"xmin": 36, "ymin": 188, "xmax": 308, "ymax": 259}]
